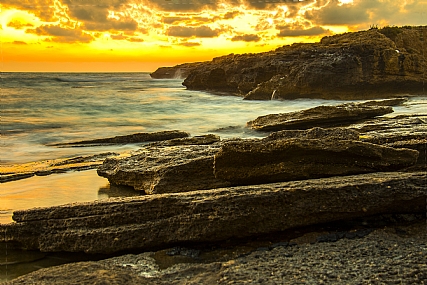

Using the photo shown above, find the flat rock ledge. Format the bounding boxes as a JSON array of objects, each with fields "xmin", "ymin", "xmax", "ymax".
[
  {"xmin": 51, "ymin": 130, "xmax": 189, "ymax": 147},
  {"xmin": 247, "ymin": 102, "xmax": 393, "ymax": 132},
  {"xmin": 214, "ymin": 139, "xmax": 418, "ymax": 185},
  {"xmin": 97, "ymin": 144, "xmax": 232, "ymax": 194},
  {"xmin": 6, "ymin": 219, "xmax": 426, "ymax": 284},
  {"xmin": 0, "ymin": 171, "xmax": 425, "ymax": 254}
]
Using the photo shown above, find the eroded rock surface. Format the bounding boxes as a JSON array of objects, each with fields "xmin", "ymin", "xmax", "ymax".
[
  {"xmin": 353, "ymin": 114, "xmax": 427, "ymax": 164},
  {"xmin": 180, "ymin": 27, "xmax": 427, "ymax": 100},
  {"xmin": 0, "ymin": 152, "xmax": 119, "ymax": 183},
  {"xmin": 214, "ymin": 139, "xmax": 418, "ymax": 185},
  {"xmin": 247, "ymin": 102, "xmax": 393, "ymax": 132},
  {"xmin": 53, "ymin": 130, "xmax": 189, "ymax": 147},
  {"xmin": 1, "ymin": 171, "xmax": 425, "ymax": 254},
  {"xmin": 97, "ymin": 144, "xmax": 231, "ymax": 194}
]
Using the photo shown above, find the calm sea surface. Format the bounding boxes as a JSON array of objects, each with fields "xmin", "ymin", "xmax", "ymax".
[{"xmin": 1, "ymin": 72, "xmax": 426, "ymax": 222}]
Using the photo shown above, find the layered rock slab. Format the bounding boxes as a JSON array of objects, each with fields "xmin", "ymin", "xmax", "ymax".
[
  {"xmin": 97, "ymin": 144, "xmax": 231, "ymax": 194},
  {"xmin": 247, "ymin": 102, "xmax": 393, "ymax": 132},
  {"xmin": 214, "ymin": 139, "xmax": 418, "ymax": 185},
  {"xmin": 1, "ymin": 171, "xmax": 425, "ymax": 254},
  {"xmin": 52, "ymin": 130, "xmax": 189, "ymax": 147}
]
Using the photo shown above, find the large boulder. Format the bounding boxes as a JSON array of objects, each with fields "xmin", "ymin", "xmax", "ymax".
[
  {"xmin": 214, "ymin": 139, "xmax": 418, "ymax": 185},
  {"xmin": 180, "ymin": 27, "xmax": 427, "ymax": 100},
  {"xmin": 247, "ymin": 102, "xmax": 393, "ymax": 132},
  {"xmin": 1, "ymin": 171, "xmax": 425, "ymax": 254},
  {"xmin": 97, "ymin": 144, "xmax": 231, "ymax": 194}
]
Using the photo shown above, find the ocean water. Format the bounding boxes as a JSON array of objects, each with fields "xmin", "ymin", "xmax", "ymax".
[
  {"xmin": 1, "ymin": 72, "xmax": 338, "ymax": 164},
  {"xmin": 1, "ymin": 72, "xmax": 426, "ymax": 224}
]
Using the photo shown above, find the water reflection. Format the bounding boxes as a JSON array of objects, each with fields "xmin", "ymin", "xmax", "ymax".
[
  {"xmin": 98, "ymin": 183, "xmax": 142, "ymax": 199},
  {"xmin": 0, "ymin": 170, "xmax": 140, "ymax": 224}
]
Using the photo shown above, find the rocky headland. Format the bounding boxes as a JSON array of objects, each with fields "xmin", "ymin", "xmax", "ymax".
[{"xmin": 151, "ymin": 26, "xmax": 427, "ymax": 100}]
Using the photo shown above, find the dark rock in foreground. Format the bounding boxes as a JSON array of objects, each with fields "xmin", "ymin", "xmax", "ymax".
[
  {"xmin": 181, "ymin": 27, "xmax": 427, "ymax": 100},
  {"xmin": 97, "ymin": 144, "xmax": 231, "ymax": 194},
  {"xmin": 263, "ymin": 127, "xmax": 360, "ymax": 141},
  {"xmin": 0, "ymin": 152, "xmax": 119, "ymax": 183},
  {"xmin": 247, "ymin": 102, "xmax": 393, "ymax": 132},
  {"xmin": 214, "ymin": 139, "xmax": 418, "ymax": 185},
  {"xmin": 7, "ymin": 219, "xmax": 426, "ymax": 284},
  {"xmin": 52, "ymin": 130, "xmax": 189, "ymax": 147},
  {"xmin": 1, "ymin": 171, "xmax": 425, "ymax": 254},
  {"xmin": 96, "ymin": 128, "xmax": 362, "ymax": 193},
  {"xmin": 352, "ymin": 114, "xmax": 427, "ymax": 165},
  {"xmin": 149, "ymin": 134, "xmax": 220, "ymax": 147}
]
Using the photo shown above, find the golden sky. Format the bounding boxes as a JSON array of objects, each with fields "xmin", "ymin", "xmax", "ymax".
[{"xmin": 1, "ymin": 0, "xmax": 426, "ymax": 72}]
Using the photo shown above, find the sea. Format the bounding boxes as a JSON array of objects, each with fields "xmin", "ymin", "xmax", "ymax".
[{"xmin": 0, "ymin": 72, "xmax": 426, "ymax": 280}]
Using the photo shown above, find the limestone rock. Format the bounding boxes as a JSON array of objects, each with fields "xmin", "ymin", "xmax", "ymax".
[
  {"xmin": 53, "ymin": 130, "xmax": 190, "ymax": 146},
  {"xmin": 247, "ymin": 102, "xmax": 393, "ymax": 132},
  {"xmin": 214, "ymin": 139, "xmax": 418, "ymax": 185},
  {"xmin": 263, "ymin": 127, "xmax": 360, "ymax": 142},
  {"xmin": 352, "ymin": 114, "xmax": 427, "ymax": 164},
  {"xmin": 1, "ymin": 172, "xmax": 425, "ymax": 254},
  {"xmin": 97, "ymin": 144, "xmax": 231, "ymax": 194},
  {"xmin": 149, "ymin": 134, "xmax": 220, "ymax": 146},
  {"xmin": 179, "ymin": 27, "xmax": 427, "ymax": 100}
]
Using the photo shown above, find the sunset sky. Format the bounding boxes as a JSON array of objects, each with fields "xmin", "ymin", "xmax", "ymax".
[{"xmin": 1, "ymin": 0, "xmax": 426, "ymax": 72}]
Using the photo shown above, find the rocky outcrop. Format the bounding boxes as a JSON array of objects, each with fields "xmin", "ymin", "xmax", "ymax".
[
  {"xmin": 1, "ymin": 171, "xmax": 425, "ymax": 254},
  {"xmin": 7, "ymin": 218, "xmax": 426, "ymax": 284},
  {"xmin": 0, "ymin": 152, "xmax": 119, "ymax": 183},
  {"xmin": 97, "ymin": 144, "xmax": 231, "ymax": 194},
  {"xmin": 149, "ymin": 134, "xmax": 220, "ymax": 147},
  {"xmin": 150, "ymin": 63, "xmax": 203, "ymax": 79},
  {"xmin": 180, "ymin": 27, "xmax": 427, "ymax": 100},
  {"xmin": 247, "ymin": 102, "xmax": 394, "ymax": 132},
  {"xmin": 214, "ymin": 139, "xmax": 418, "ymax": 185},
  {"xmin": 52, "ymin": 130, "xmax": 189, "ymax": 146},
  {"xmin": 354, "ymin": 114, "xmax": 427, "ymax": 165},
  {"xmin": 263, "ymin": 127, "xmax": 360, "ymax": 141}
]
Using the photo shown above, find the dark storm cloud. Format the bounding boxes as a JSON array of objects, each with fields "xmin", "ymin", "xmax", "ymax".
[
  {"xmin": 231, "ymin": 33, "xmax": 261, "ymax": 42},
  {"xmin": 27, "ymin": 25, "xmax": 94, "ymax": 42},
  {"xmin": 277, "ymin": 26, "xmax": 329, "ymax": 37},
  {"xmin": 167, "ymin": 25, "xmax": 220, "ymax": 37}
]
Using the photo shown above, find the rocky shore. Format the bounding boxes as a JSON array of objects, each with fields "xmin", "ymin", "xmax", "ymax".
[
  {"xmin": 1, "ymin": 97, "xmax": 426, "ymax": 283},
  {"xmin": 151, "ymin": 26, "xmax": 427, "ymax": 100},
  {"xmin": 5, "ymin": 217, "xmax": 426, "ymax": 284}
]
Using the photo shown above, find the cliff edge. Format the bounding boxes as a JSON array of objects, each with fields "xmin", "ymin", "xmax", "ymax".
[{"xmin": 152, "ymin": 26, "xmax": 427, "ymax": 100}]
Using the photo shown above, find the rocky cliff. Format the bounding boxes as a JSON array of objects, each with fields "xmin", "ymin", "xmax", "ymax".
[
  {"xmin": 150, "ymin": 62, "xmax": 203, "ymax": 79},
  {"xmin": 153, "ymin": 26, "xmax": 427, "ymax": 100}
]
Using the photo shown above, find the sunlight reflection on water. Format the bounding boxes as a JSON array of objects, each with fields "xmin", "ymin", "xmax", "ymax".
[{"xmin": 0, "ymin": 170, "xmax": 140, "ymax": 224}]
